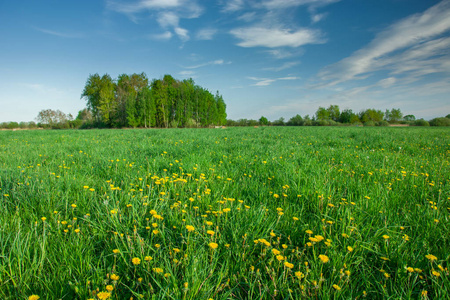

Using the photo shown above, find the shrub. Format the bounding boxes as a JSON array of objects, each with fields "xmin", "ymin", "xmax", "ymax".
[
  {"xmin": 429, "ymin": 117, "xmax": 450, "ymax": 126},
  {"xmin": 364, "ymin": 121, "xmax": 375, "ymax": 127},
  {"xmin": 412, "ymin": 119, "xmax": 430, "ymax": 126},
  {"xmin": 377, "ymin": 121, "xmax": 390, "ymax": 127}
]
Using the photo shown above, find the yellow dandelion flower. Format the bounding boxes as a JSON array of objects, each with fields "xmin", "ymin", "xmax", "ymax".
[
  {"xmin": 272, "ymin": 249, "xmax": 281, "ymax": 255},
  {"xmin": 206, "ymin": 221, "xmax": 213, "ymax": 226},
  {"xmin": 132, "ymin": 257, "xmax": 141, "ymax": 265},
  {"xmin": 41, "ymin": 217, "xmax": 46, "ymax": 222},
  {"xmin": 293, "ymin": 217, "xmax": 299, "ymax": 221},
  {"xmin": 153, "ymin": 267, "xmax": 163, "ymax": 273},
  {"xmin": 112, "ymin": 249, "xmax": 119, "ymax": 254},
  {"xmin": 186, "ymin": 225, "xmax": 195, "ymax": 232},
  {"xmin": 144, "ymin": 256, "xmax": 152, "ymax": 261},
  {"xmin": 382, "ymin": 235, "xmax": 390, "ymax": 240},
  {"xmin": 207, "ymin": 230, "xmax": 215, "ymax": 236},
  {"xmin": 347, "ymin": 246, "xmax": 354, "ymax": 252},
  {"xmin": 110, "ymin": 274, "xmax": 119, "ymax": 281},
  {"xmin": 332, "ymin": 284, "xmax": 341, "ymax": 291},
  {"xmin": 295, "ymin": 271, "xmax": 304, "ymax": 279},
  {"xmin": 406, "ymin": 267, "xmax": 414, "ymax": 273},
  {"xmin": 96, "ymin": 292, "xmax": 111, "ymax": 300},
  {"xmin": 425, "ymin": 254, "xmax": 437, "ymax": 261},
  {"xmin": 106, "ymin": 285, "xmax": 114, "ymax": 292},
  {"xmin": 318, "ymin": 254, "xmax": 329, "ymax": 263},
  {"xmin": 276, "ymin": 255, "xmax": 285, "ymax": 261},
  {"xmin": 28, "ymin": 296, "xmax": 40, "ymax": 300},
  {"xmin": 305, "ymin": 230, "xmax": 313, "ymax": 235},
  {"xmin": 432, "ymin": 270, "xmax": 440, "ymax": 277},
  {"xmin": 284, "ymin": 262, "xmax": 294, "ymax": 269},
  {"xmin": 209, "ymin": 242, "xmax": 218, "ymax": 249}
]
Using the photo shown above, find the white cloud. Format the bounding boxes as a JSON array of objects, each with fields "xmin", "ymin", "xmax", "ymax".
[
  {"xmin": 263, "ymin": 61, "xmax": 300, "ymax": 72},
  {"xmin": 107, "ymin": 0, "xmax": 184, "ymax": 13},
  {"xmin": 174, "ymin": 27, "xmax": 189, "ymax": 41},
  {"xmin": 377, "ymin": 77, "xmax": 397, "ymax": 88},
  {"xmin": 230, "ymin": 26, "xmax": 324, "ymax": 48},
  {"xmin": 318, "ymin": 0, "xmax": 450, "ymax": 86},
  {"xmin": 196, "ymin": 28, "xmax": 217, "ymax": 40},
  {"xmin": 107, "ymin": 0, "xmax": 202, "ymax": 42},
  {"xmin": 179, "ymin": 70, "xmax": 195, "ymax": 76},
  {"xmin": 261, "ymin": 0, "xmax": 339, "ymax": 10},
  {"xmin": 237, "ymin": 12, "xmax": 256, "ymax": 22},
  {"xmin": 184, "ymin": 59, "xmax": 228, "ymax": 69},
  {"xmin": 248, "ymin": 76, "xmax": 300, "ymax": 86},
  {"xmin": 222, "ymin": 0, "xmax": 244, "ymax": 12},
  {"xmin": 157, "ymin": 11, "xmax": 179, "ymax": 28},
  {"xmin": 311, "ymin": 13, "xmax": 327, "ymax": 23}
]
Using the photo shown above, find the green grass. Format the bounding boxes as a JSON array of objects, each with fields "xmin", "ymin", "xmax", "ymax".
[{"xmin": 0, "ymin": 127, "xmax": 449, "ymax": 299}]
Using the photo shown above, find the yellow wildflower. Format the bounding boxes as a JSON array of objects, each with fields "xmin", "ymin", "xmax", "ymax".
[
  {"xmin": 96, "ymin": 292, "xmax": 111, "ymax": 300},
  {"xmin": 209, "ymin": 242, "xmax": 218, "ymax": 249},
  {"xmin": 110, "ymin": 274, "xmax": 119, "ymax": 281},
  {"xmin": 132, "ymin": 257, "xmax": 141, "ymax": 265},
  {"xmin": 425, "ymin": 254, "xmax": 437, "ymax": 261},
  {"xmin": 318, "ymin": 254, "xmax": 329, "ymax": 263},
  {"xmin": 186, "ymin": 225, "xmax": 195, "ymax": 232}
]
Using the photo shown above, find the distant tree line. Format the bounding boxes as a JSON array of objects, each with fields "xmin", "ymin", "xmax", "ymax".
[
  {"xmin": 2, "ymin": 103, "xmax": 450, "ymax": 130},
  {"xmin": 227, "ymin": 106, "xmax": 450, "ymax": 127}
]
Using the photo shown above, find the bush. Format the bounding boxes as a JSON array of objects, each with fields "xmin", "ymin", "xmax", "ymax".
[
  {"xmin": 364, "ymin": 121, "xmax": 375, "ymax": 127},
  {"xmin": 377, "ymin": 121, "xmax": 390, "ymax": 127},
  {"xmin": 412, "ymin": 119, "xmax": 430, "ymax": 126},
  {"xmin": 429, "ymin": 117, "xmax": 450, "ymax": 126}
]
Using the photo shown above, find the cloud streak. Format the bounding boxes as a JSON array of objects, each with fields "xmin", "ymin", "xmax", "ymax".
[
  {"xmin": 33, "ymin": 27, "xmax": 84, "ymax": 38},
  {"xmin": 230, "ymin": 26, "xmax": 324, "ymax": 48},
  {"xmin": 248, "ymin": 76, "xmax": 300, "ymax": 86},
  {"xmin": 317, "ymin": 0, "xmax": 450, "ymax": 87}
]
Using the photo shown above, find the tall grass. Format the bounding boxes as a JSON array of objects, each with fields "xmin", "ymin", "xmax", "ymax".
[{"xmin": 0, "ymin": 127, "xmax": 449, "ymax": 299}]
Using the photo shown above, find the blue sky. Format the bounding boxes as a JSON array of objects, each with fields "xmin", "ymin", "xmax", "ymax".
[{"xmin": 1, "ymin": 0, "xmax": 449, "ymax": 122}]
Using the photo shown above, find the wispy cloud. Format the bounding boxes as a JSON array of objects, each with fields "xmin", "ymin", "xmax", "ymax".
[
  {"xmin": 261, "ymin": 0, "xmax": 340, "ymax": 10},
  {"xmin": 317, "ymin": 0, "xmax": 450, "ymax": 87},
  {"xmin": 178, "ymin": 70, "xmax": 196, "ymax": 78},
  {"xmin": 33, "ymin": 27, "xmax": 84, "ymax": 38},
  {"xmin": 263, "ymin": 61, "xmax": 300, "ymax": 72},
  {"xmin": 221, "ymin": 0, "xmax": 244, "ymax": 12},
  {"xmin": 248, "ymin": 76, "xmax": 300, "ymax": 86},
  {"xmin": 184, "ymin": 59, "xmax": 229, "ymax": 69},
  {"xmin": 196, "ymin": 28, "xmax": 217, "ymax": 40},
  {"xmin": 107, "ymin": 0, "xmax": 203, "ymax": 41},
  {"xmin": 230, "ymin": 26, "xmax": 324, "ymax": 48},
  {"xmin": 311, "ymin": 13, "xmax": 327, "ymax": 23},
  {"xmin": 237, "ymin": 12, "xmax": 256, "ymax": 22}
]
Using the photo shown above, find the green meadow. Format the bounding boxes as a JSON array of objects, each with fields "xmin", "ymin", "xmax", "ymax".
[{"xmin": 0, "ymin": 127, "xmax": 449, "ymax": 299}]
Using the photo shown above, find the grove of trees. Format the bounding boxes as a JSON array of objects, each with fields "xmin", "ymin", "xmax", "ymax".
[{"xmin": 80, "ymin": 73, "xmax": 226, "ymax": 128}]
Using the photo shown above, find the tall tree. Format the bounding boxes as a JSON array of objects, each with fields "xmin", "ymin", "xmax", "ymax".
[{"xmin": 81, "ymin": 73, "xmax": 116, "ymax": 125}]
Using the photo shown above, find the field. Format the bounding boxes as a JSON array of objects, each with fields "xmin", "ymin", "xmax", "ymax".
[{"xmin": 0, "ymin": 127, "xmax": 449, "ymax": 299}]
